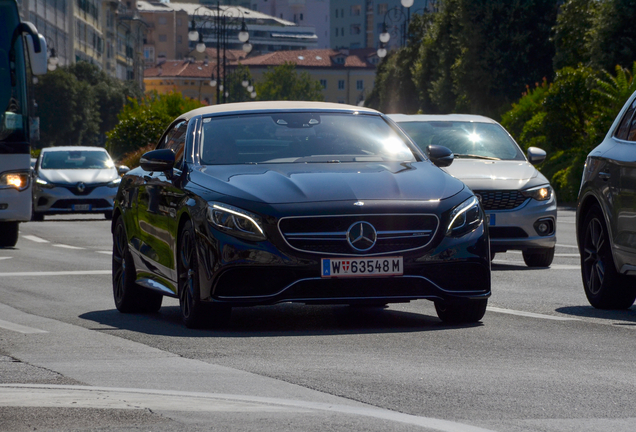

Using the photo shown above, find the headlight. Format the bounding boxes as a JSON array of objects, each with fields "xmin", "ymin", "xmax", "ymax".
[
  {"xmin": 35, "ymin": 177, "xmax": 54, "ymax": 189},
  {"xmin": 520, "ymin": 185, "xmax": 552, "ymax": 201},
  {"xmin": 0, "ymin": 171, "xmax": 30, "ymax": 191},
  {"xmin": 108, "ymin": 177, "xmax": 122, "ymax": 188},
  {"xmin": 207, "ymin": 202, "xmax": 266, "ymax": 241},
  {"xmin": 447, "ymin": 195, "xmax": 482, "ymax": 237}
]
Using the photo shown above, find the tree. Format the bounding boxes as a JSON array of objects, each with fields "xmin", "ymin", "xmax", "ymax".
[
  {"xmin": 106, "ymin": 91, "xmax": 204, "ymax": 158},
  {"xmin": 33, "ymin": 68, "xmax": 100, "ymax": 147},
  {"xmin": 225, "ymin": 64, "xmax": 255, "ymax": 103},
  {"xmin": 255, "ymin": 62, "xmax": 324, "ymax": 101},
  {"xmin": 451, "ymin": 0, "xmax": 559, "ymax": 118},
  {"xmin": 366, "ymin": 13, "xmax": 432, "ymax": 113},
  {"xmin": 551, "ymin": 0, "xmax": 597, "ymax": 70},
  {"xmin": 588, "ymin": 0, "xmax": 636, "ymax": 72}
]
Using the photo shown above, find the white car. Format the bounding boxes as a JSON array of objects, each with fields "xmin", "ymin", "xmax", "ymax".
[
  {"xmin": 389, "ymin": 114, "xmax": 557, "ymax": 267},
  {"xmin": 32, "ymin": 146, "xmax": 122, "ymax": 220}
]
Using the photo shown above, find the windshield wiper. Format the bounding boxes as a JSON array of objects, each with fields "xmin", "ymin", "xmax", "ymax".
[{"xmin": 453, "ymin": 153, "xmax": 501, "ymax": 161}]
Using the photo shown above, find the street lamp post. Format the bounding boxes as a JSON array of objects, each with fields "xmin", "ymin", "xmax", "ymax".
[
  {"xmin": 188, "ymin": 2, "xmax": 253, "ymax": 104},
  {"xmin": 377, "ymin": 0, "xmax": 434, "ymax": 59}
]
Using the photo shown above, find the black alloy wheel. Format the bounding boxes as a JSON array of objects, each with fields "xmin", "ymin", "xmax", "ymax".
[
  {"xmin": 581, "ymin": 205, "xmax": 636, "ymax": 309},
  {"xmin": 434, "ymin": 299, "xmax": 488, "ymax": 323},
  {"xmin": 178, "ymin": 220, "xmax": 231, "ymax": 329},
  {"xmin": 112, "ymin": 216, "xmax": 162, "ymax": 313}
]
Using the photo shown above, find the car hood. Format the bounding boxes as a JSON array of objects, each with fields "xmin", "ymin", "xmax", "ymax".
[
  {"xmin": 194, "ymin": 162, "xmax": 465, "ymax": 204},
  {"xmin": 38, "ymin": 168, "xmax": 118, "ymax": 184},
  {"xmin": 442, "ymin": 159, "xmax": 547, "ymax": 190}
]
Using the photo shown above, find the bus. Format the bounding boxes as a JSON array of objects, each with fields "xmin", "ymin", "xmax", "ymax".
[{"xmin": 0, "ymin": 0, "xmax": 47, "ymax": 247}]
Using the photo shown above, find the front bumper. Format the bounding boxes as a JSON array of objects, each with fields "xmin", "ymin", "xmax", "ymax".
[
  {"xmin": 195, "ymin": 221, "xmax": 491, "ymax": 306},
  {"xmin": 485, "ymin": 194, "xmax": 557, "ymax": 253},
  {"xmin": 33, "ymin": 184, "xmax": 116, "ymax": 215}
]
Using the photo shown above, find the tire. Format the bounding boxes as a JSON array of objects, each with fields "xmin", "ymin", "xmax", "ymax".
[
  {"xmin": 112, "ymin": 217, "xmax": 162, "ymax": 313},
  {"xmin": 178, "ymin": 220, "xmax": 231, "ymax": 328},
  {"xmin": 434, "ymin": 299, "xmax": 488, "ymax": 323},
  {"xmin": 104, "ymin": 211, "xmax": 113, "ymax": 220},
  {"xmin": 0, "ymin": 222, "xmax": 19, "ymax": 248},
  {"xmin": 581, "ymin": 205, "xmax": 636, "ymax": 309},
  {"xmin": 522, "ymin": 247, "xmax": 555, "ymax": 267}
]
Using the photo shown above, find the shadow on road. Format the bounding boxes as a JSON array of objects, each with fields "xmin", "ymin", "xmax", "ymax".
[
  {"xmin": 79, "ymin": 302, "xmax": 482, "ymax": 338},
  {"xmin": 556, "ymin": 305, "xmax": 636, "ymax": 324},
  {"xmin": 492, "ymin": 262, "xmax": 548, "ymax": 271}
]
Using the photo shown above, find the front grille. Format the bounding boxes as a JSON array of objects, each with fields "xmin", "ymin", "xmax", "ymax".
[
  {"xmin": 474, "ymin": 190, "xmax": 527, "ymax": 210},
  {"xmin": 279, "ymin": 214, "xmax": 439, "ymax": 256},
  {"xmin": 61, "ymin": 185, "xmax": 99, "ymax": 196}
]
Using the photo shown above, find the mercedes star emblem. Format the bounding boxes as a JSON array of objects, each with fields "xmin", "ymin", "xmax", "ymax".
[{"xmin": 347, "ymin": 221, "xmax": 377, "ymax": 252}]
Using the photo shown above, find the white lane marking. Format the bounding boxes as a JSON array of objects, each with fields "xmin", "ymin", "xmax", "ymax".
[
  {"xmin": 96, "ymin": 251, "xmax": 112, "ymax": 255},
  {"xmin": 0, "ymin": 257, "xmax": 12, "ymax": 261},
  {"xmin": 0, "ymin": 319, "xmax": 47, "ymax": 334},
  {"xmin": 557, "ymin": 244, "xmax": 578, "ymax": 248},
  {"xmin": 53, "ymin": 244, "xmax": 85, "ymax": 250},
  {"xmin": 0, "ymin": 385, "xmax": 498, "ymax": 432},
  {"xmin": 22, "ymin": 235, "xmax": 49, "ymax": 243},
  {"xmin": 488, "ymin": 307, "xmax": 578, "ymax": 321},
  {"xmin": 493, "ymin": 260, "xmax": 580, "ymax": 270},
  {"xmin": 0, "ymin": 270, "xmax": 110, "ymax": 277},
  {"xmin": 504, "ymin": 251, "xmax": 578, "ymax": 257}
]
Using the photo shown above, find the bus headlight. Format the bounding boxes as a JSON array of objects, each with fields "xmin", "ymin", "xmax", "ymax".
[{"xmin": 0, "ymin": 171, "xmax": 30, "ymax": 191}]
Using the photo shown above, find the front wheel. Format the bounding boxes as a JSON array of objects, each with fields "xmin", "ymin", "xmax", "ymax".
[
  {"xmin": 0, "ymin": 222, "xmax": 19, "ymax": 248},
  {"xmin": 112, "ymin": 216, "xmax": 162, "ymax": 313},
  {"xmin": 522, "ymin": 247, "xmax": 555, "ymax": 267},
  {"xmin": 434, "ymin": 299, "xmax": 487, "ymax": 323},
  {"xmin": 581, "ymin": 205, "xmax": 636, "ymax": 309},
  {"xmin": 178, "ymin": 220, "xmax": 231, "ymax": 328}
]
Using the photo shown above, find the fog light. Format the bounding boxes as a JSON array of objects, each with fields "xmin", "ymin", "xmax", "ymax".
[
  {"xmin": 0, "ymin": 203, "xmax": 8, "ymax": 210},
  {"xmin": 533, "ymin": 218, "xmax": 554, "ymax": 236}
]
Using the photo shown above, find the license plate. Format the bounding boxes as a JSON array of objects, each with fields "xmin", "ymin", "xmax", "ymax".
[
  {"xmin": 73, "ymin": 204, "xmax": 91, "ymax": 211},
  {"xmin": 321, "ymin": 256, "xmax": 403, "ymax": 278},
  {"xmin": 487, "ymin": 213, "xmax": 496, "ymax": 226}
]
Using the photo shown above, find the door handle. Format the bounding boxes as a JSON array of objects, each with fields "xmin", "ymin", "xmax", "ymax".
[{"xmin": 598, "ymin": 172, "xmax": 611, "ymax": 180}]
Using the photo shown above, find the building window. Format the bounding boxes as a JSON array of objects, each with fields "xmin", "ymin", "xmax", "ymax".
[
  {"xmin": 159, "ymin": 34, "xmax": 167, "ymax": 42},
  {"xmin": 338, "ymin": 80, "xmax": 345, "ymax": 90},
  {"xmin": 252, "ymin": 4, "xmax": 257, "ymax": 11},
  {"xmin": 158, "ymin": 16, "xmax": 167, "ymax": 25},
  {"xmin": 177, "ymin": 35, "xmax": 182, "ymax": 44},
  {"xmin": 378, "ymin": 3, "xmax": 388, "ymax": 15},
  {"xmin": 350, "ymin": 24, "xmax": 361, "ymax": 35},
  {"xmin": 356, "ymin": 80, "xmax": 363, "ymax": 90},
  {"xmin": 300, "ymin": 13, "xmax": 303, "ymax": 20},
  {"xmin": 351, "ymin": 5, "xmax": 361, "ymax": 16},
  {"xmin": 177, "ymin": 18, "xmax": 182, "ymax": 26},
  {"xmin": 320, "ymin": 79, "xmax": 327, "ymax": 89},
  {"xmin": 335, "ymin": 9, "xmax": 338, "ymax": 18}
]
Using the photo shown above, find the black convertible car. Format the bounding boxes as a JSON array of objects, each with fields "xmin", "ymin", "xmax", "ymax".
[{"xmin": 112, "ymin": 101, "xmax": 490, "ymax": 328}]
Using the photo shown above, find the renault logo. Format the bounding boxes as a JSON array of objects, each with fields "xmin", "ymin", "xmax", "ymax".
[
  {"xmin": 77, "ymin": 182, "xmax": 86, "ymax": 193},
  {"xmin": 347, "ymin": 221, "xmax": 377, "ymax": 252}
]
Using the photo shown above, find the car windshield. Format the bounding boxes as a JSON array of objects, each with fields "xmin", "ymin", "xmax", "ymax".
[
  {"xmin": 200, "ymin": 112, "xmax": 417, "ymax": 165},
  {"xmin": 398, "ymin": 121, "xmax": 525, "ymax": 161},
  {"xmin": 41, "ymin": 150, "xmax": 115, "ymax": 170}
]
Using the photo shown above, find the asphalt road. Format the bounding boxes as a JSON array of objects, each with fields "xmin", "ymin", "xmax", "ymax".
[{"xmin": 0, "ymin": 209, "xmax": 635, "ymax": 432}]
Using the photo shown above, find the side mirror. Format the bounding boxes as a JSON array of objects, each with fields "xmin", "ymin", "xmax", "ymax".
[
  {"xmin": 527, "ymin": 147, "xmax": 546, "ymax": 165},
  {"xmin": 140, "ymin": 149, "xmax": 175, "ymax": 174},
  {"xmin": 117, "ymin": 165, "xmax": 130, "ymax": 176},
  {"xmin": 426, "ymin": 145, "xmax": 454, "ymax": 167},
  {"xmin": 26, "ymin": 33, "xmax": 47, "ymax": 76}
]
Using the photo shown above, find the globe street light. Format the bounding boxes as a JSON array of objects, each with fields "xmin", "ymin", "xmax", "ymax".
[
  {"xmin": 188, "ymin": 2, "xmax": 252, "ymax": 103},
  {"xmin": 376, "ymin": 0, "xmax": 435, "ymax": 58}
]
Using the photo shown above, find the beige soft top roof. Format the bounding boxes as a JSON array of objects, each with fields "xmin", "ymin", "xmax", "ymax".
[{"xmin": 177, "ymin": 101, "xmax": 380, "ymax": 121}]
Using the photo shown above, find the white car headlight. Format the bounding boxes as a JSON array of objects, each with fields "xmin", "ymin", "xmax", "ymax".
[
  {"xmin": 521, "ymin": 185, "xmax": 552, "ymax": 201},
  {"xmin": 108, "ymin": 177, "xmax": 122, "ymax": 188},
  {"xmin": 447, "ymin": 196, "xmax": 482, "ymax": 237},
  {"xmin": 207, "ymin": 202, "xmax": 266, "ymax": 241},
  {"xmin": 0, "ymin": 171, "xmax": 31, "ymax": 191}
]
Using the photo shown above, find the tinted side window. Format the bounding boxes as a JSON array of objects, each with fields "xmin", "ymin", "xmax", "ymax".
[
  {"xmin": 158, "ymin": 121, "xmax": 188, "ymax": 168},
  {"xmin": 614, "ymin": 99, "xmax": 636, "ymax": 140}
]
